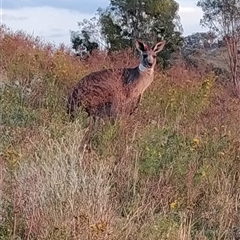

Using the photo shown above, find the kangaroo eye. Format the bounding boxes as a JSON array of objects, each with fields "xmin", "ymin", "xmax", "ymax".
[{"xmin": 153, "ymin": 55, "xmax": 156, "ymax": 59}]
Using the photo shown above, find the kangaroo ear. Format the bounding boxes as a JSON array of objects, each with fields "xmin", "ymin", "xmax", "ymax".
[
  {"xmin": 152, "ymin": 40, "xmax": 166, "ymax": 53},
  {"xmin": 135, "ymin": 40, "xmax": 148, "ymax": 52}
]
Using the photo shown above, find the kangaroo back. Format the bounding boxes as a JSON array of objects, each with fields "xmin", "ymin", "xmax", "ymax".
[{"xmin": 67, "ymin": 69, "xmax": 125, "ymax": 119}]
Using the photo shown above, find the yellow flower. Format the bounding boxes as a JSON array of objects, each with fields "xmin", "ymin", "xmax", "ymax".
[
  {"xmin": 201, "ymin": 171, "xmax": 206, "ymax": 178},
  {"xmin": 170, "ymin": 200, "xmax": 177, "ymax": 209},
  {"xmin": 90, "ymin": 221, "xmax": 107, "ymax": 235},
  {"xmin": 96, "ymin": 222, "xmax": 107, "ymax": 232},
  {"xmin": 192, "ymin": 138, "xmax": 200, "ymax": 145},
  {"xmin": 90, "ymin": 224, "xmax": 98, "ymax": 231}
]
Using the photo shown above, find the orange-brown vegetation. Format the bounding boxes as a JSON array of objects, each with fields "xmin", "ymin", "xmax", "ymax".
[{"xmin": 0, "ymin": 25, "xmax": 240, "ymax": 240}]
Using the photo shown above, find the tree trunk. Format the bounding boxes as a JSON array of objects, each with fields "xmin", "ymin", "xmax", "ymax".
[{"xmin": 225, "ymin": 36, "xmax": 239, "ymax": 97}]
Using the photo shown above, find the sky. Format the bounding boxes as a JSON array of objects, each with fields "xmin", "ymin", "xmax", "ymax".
[{"xmin": 0, "ymin": 0, "xmax": 207, "ymax": 47}]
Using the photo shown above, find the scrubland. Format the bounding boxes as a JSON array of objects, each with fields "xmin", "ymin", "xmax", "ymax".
[{"xmin": 0, "ymin": 26, "xmax": 240, "ymax": 240}]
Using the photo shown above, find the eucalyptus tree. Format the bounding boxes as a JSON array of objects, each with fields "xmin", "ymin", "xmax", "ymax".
[
  {"xmin": 198, "ymin": 0, "xmax": 240, "ymax": 92},
  {"xmin": 99, "ymin": 0, "xmax": 183, "ymax": 67}
]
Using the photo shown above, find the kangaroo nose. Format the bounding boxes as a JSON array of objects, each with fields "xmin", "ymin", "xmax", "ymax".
[{"xmin": 148, "ymin": 62, "xmax": 153, "ymax": 67}]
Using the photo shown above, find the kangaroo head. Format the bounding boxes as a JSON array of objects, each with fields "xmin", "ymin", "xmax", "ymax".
[{"xmin": 136, "ymin": 40, "xmax": 166, "ymax": 71}]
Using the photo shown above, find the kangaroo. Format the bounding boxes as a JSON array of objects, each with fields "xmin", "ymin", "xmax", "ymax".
[{"xmin": 67, "ymin": 40, "xmax": 165, "ymax": 122}]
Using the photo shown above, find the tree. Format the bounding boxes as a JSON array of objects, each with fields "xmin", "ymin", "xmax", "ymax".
[
  {"xmin": 98, "ymin": 0, "xmax": 183, "ymax": 67},
  {"xmin": 70, "ymin": 17, "xmax": 102, "ymax": 58},
  {"xmin": 99, "ymin": 12, "xmax": 130, "ymax": 51},
  {"xmin": 71, "ymin": 30, "xmax": 99, "ymax": 59},
  {"xmin": 197, "ymin": 0, "xmax": 240, "ymax": 94},
  {"xmin": 205, "ymin": 31, "xmax": 217, "ymax": 48},
  {"xmin": 183, "ymin": 31, "xmax": 217, "ymax": 49}
]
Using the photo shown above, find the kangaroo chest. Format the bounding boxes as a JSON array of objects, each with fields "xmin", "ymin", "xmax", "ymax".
[
  {"xmin": 131, "ymin": 72, "xmax": 154, "ymax": 98},
  {"xmin": 139, "ymin": 73, "xmax": 154, "ymax": 93}
]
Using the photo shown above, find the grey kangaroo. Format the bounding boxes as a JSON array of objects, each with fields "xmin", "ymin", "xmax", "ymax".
[{"xmin": 67, "ymin": 40, "xmax": 166, "ymax": 122}]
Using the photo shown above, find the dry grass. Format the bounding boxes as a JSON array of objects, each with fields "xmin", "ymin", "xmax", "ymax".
[{"xmin": 0, "ymin": 25, "xmax": 240, "ymax": 240}]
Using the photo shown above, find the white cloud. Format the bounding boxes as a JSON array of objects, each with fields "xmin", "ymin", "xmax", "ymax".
[
  {"xmin": 2, "ymin": 14, "xmax": 28, "ymax": 21},
  {"xmin": 179, "ymin": 6, "xmax": 198, "ymax": 13},
  {"xmin": 0, "ymin": 3, "xmax": 209, "ymax": 46},
  {"xmin": 1, "ymin": 6, "xmax": 93, "ymax": 46},
  {"xmin": 179, "ymin": 6, "xmax": 207, "ymax": 35}
]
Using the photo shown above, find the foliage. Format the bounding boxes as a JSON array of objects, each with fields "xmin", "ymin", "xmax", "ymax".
[
  {"xmin": 197, "ymin": 0, "xmax": 240, "ymax": 34},
  {"xmin": 70, "ymin": 30, "xmax": 98, "ymax": 55},
  {"xmin": 98, "ymin": 0, "xmax": 183, "ymax": 67},
  {"xmin": 70, "ymin": 17, "xmax": 101, "ymax": 57},
  {"xmin": 197, "ymin": 0, "xmax": 240, "ymax": 93},
  {"xmin": 184, "ymin": 31, "xmax": 217, "ymax": 49},
  {"xmin": 99, "ymin": 12, "xmax": 130, "ymax": 51}
]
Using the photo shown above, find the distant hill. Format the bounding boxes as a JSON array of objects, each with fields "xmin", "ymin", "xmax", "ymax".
[{"xmin": 180, "ymin": 32, "xmax": 237, "ymax": 84}]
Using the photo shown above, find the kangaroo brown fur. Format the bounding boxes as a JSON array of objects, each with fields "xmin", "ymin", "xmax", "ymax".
[{"xmin": 67, "ymin": 40, "xmax": 166, "ymax": 122}]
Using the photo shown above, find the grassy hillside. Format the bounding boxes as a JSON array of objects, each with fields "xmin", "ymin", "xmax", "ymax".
[{"xmin": 0, "ymin": 26, "xmax": 240, "ymax": 240}]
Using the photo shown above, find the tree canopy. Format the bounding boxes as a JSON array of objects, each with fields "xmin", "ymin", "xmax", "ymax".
[
  {"xmin": 99, "ymin": 0, "xmax": 183, "ymax": 66},
  {"xmin": 197, "ymin": 0, "xmax": 240, "ymax": 91},
  {"xmin": 70, "ymin": 17, "xmax": 101, "ymax": 58},
  {"xmin": 71, "ymin": 0, "xmax": 183, "ymax": 66},
  {"xmin": 197, "ymin": 0, "xmax": 240, "ymax": 35}
]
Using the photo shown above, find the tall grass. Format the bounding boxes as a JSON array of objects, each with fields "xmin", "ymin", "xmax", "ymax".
[{"xmin": 0, "ymin": 25, "xmax": 240, "ymax": 239}]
